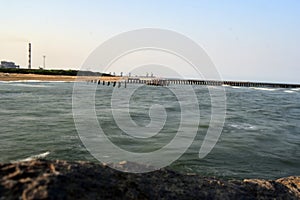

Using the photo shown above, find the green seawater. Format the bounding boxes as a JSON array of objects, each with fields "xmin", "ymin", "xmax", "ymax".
[{"xmin": 0, "ymin": 81, "xmax": 299, "ymax": 179}]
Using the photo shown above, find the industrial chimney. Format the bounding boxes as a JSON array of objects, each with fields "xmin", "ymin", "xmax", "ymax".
[{"xmin": 28, "ymin": 43, "xmax": 31, "ymax": 69}]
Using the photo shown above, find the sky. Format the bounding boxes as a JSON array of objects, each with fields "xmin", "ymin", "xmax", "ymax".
[{"xmin": 0, "ymin": 0, "xmax": 299, "ymax": 83}]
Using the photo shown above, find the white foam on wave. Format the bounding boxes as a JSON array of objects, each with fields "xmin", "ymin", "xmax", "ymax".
[
  {"xmin": 250, "ymin": 87, "xmax": 277, "ymax": 91},
  {"xmin": 230, "ymin": 123, "xmax": 257, "ymax": 130},
  {"xmin": 6, "ymin": 80, "xmax": 45, "ymax": 83},
  {"xmin": 291, "ymin": 88, "xmax": 300, "ymax": 91},
  {"xmin": 284, "ymin": 90, "xmax": 295, "ymax": 93},
  {"xmin": 49, "ymin": 80, "xmax": 73, "ymax": 83},
  {"xmin": 231, "ymin": 86, "xmax": 242, "ymax": 89},
  {"xmin": 206, "ymin": 85, "xmax": 220, "ymax": 89},
  {"xmin": 14, "ymin": 151, "xmax": 50, "ymax": 162},
  {"xmin": 11, "ymin": 83, "xmax": 51, "ymax": 88}
]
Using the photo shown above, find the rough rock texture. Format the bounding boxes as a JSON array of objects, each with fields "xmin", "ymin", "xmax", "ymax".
[{"xmin": 0, "ymin": 160, "xmax": 299, "ymax": 200}]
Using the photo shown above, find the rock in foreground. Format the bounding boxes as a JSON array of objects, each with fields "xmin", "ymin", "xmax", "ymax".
[{"xmin": 0, "ymin": 160, "xmax": 299, "ymax": 200}]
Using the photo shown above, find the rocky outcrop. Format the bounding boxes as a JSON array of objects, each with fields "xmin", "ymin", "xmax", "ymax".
[{"xmin": 0, "ymin": 160, "xmax": 299, "ymax": 200}]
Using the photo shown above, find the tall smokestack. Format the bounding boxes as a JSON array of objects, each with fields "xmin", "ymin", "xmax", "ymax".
[{"xmin": 28, "ymin": 43, "xmax": 31, "ymax": 69}]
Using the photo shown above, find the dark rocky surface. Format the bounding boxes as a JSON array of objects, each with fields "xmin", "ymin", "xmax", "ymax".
[{"xmin": 0, "ymin": 159, "xmax": 299, "ymax": 200}]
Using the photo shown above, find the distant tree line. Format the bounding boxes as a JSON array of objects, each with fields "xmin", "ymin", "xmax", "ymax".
[{"xmin": 0, "ymin": 68, "xmax": 112, "ymax": 76}]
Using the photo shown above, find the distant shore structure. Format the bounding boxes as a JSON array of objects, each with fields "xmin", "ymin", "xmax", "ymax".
[
  {"xmin": 87, "ymin": 75, "xmax": 300, "ymax": 89},
  {"xmin": 43, "ymin": 55, "xmax": 46, "ymax": 69},
  {"xmin": 0, "ymin": 61, "xmax": 19, "ymax": 69},
  {"xmin": 28, "ymin": 43, "xmax": 31, "ymax": 69}
]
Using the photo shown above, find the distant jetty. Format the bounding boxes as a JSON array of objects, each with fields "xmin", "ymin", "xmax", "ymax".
[{"xmin": 88, "ymin": 77, "xmax": 300, "ymax": 89}]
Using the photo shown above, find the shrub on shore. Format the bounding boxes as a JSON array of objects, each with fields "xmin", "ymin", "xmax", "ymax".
[{"xmin": 0, "ymin": 68, "xmax": 112, "ymax": 76}]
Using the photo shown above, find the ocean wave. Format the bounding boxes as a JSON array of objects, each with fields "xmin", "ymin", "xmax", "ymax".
[
  {"xmin": 250, "ymin": 87, "xmax": 277, "ymax": 91},
  {"xmin": 16, "ymin": 151, "xmax": 50, "ymax": 162},
  {"xmin": 291, "ymin": 88, "xmax": 300, "ymax": 91},
  {"xmin": 4, "ymin": 80, "xmax": 46, "ymax": 83},
  {"xmin": 231, "ymin": 86, "xmax": 242, "ymax": 89},
  {"xmin": 10, "ymin": 83, "xmax": 51, "ymax": 88},
  {"xmin": 229, "ymin": 123, "xmax": 257, "ymax": 130},
  {"xmin": 284, "ymin": 90, "xmax": 295, "ymax": 93}
]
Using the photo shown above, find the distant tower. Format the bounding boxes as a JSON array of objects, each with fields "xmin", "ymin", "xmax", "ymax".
[
  {"xmin": 43, "ymin": 55, "xmax": 46, "ymax": 69},
  {"xmin": 28, "ymin": 43, "xmax": 31, "ymax": 69}
]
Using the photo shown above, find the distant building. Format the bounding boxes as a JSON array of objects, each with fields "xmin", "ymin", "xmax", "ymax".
[{"xmin": 0, "ymin": 61, "xmax": 20, "ymax": 69}]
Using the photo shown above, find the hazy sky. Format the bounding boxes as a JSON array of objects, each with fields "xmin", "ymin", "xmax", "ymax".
[{"xmin": 0, "ymin": 0, "xmax": 299, "ymax": 83}]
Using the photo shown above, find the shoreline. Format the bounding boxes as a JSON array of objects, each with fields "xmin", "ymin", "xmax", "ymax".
[
  {"xmin": 1, "ymin": 72, "xmax": 299, "ymax": 89},
  {"xmin": 0, "ymin": 72, "xmax": 122, "ymax": 82},
  {"xmin": 0, "ymin": 72, "xmax": 78, "ymax": 82},
  {"xmin": 0, "ymin": 159, "xmax": 299, "ymax": 199}
]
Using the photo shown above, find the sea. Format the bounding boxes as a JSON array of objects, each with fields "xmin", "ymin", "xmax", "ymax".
[{"xmin": 0, "ymin": 81, "xmax": 299, "ymax": 179}]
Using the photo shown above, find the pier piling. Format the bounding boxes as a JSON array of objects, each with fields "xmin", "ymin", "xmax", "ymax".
[{"xmin": 88, "ymin": 77, "xmax": 299, "ymax": 89}]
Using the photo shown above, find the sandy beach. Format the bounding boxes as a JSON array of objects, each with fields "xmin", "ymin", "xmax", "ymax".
[{"xmin": 0, "ymin": 73, "xmax": 123, "ymax": 82}]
